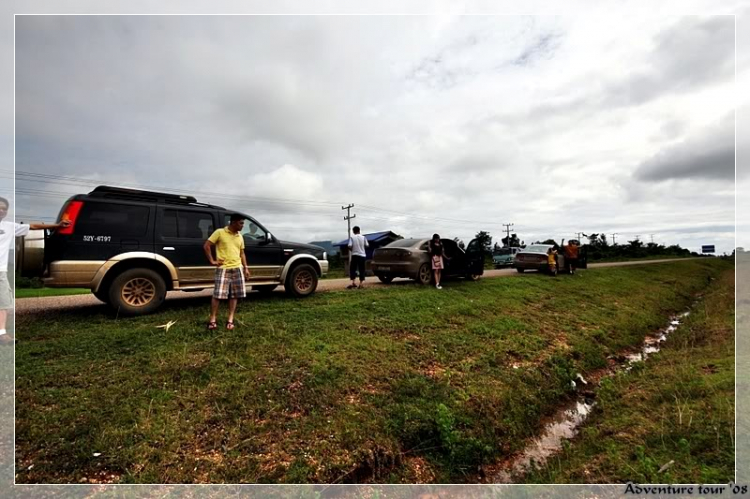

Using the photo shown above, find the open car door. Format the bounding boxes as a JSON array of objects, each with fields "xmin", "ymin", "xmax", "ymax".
[
  {"xmin": 578, "ymin": 244, "xmax": 588, "ymax": 269},
  {"xmin": 465, "ymin": 238, "xmax": 485, "ymax": 277}
]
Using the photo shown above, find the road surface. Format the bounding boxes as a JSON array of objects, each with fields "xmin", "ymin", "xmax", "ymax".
[{"xmin": 15, "ymin": 258, "xmax": 695, "ymax": 316}]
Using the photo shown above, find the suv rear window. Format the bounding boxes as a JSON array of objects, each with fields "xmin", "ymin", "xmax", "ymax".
[
  {"xmin": 76, "ymin": 202, "xmax": 150, "ymax": 237},
  {"xmin": 162, "ymin": 209, "xmax": 214, "ymax": 239}
]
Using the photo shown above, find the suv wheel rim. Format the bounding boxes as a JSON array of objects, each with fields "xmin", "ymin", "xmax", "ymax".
[
  {"xmin": 122, "ymin": 278, "xmax": 156, "ymax": 306},
  {"xmin": 295, "ymin": 270, "xmax": 313, "ymax": 292}
]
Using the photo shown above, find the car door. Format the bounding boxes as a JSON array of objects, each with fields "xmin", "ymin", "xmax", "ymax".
[
  {"xmin": 577, "ymin": 244, "xmax": 588, "ymax": 269},
  {"xmin": 465, "ymin": 238, "xmax": 485, "ymax": 276},
  {"xmin": 222, "ymin": 213, "xmax": 283, "ymax": 282},
  {"xmin": 156, "ymin": 207, "xmax": 216, "ymax": 285},
  {"xmin": 440, "ymin": 239, "xmax": 464, "ymax": 276}
]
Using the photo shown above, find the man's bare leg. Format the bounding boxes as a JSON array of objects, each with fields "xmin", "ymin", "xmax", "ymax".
[
  {"xmin": 209, "ymin": 297, "xmax": 221, "ymax": 323},
  {"xmin": 227, "ymin": 298, "xmax": 238, "ymax": 323}
]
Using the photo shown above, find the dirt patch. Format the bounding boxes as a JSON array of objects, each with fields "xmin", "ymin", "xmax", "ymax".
[
  {"xmin": 404, "ymin": 456, "xmax": 436, "ymax": 482},
  {"xmin": 420, "ymin": 362, "xmax": 446, "ymax": 379},
  {"xmin": 702, "ymin": 364, "xmax": 718, "ymax": 375}
]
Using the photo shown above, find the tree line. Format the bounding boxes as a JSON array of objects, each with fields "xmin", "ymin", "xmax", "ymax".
[{"xmin": 467, "ymin": 231, "xmax": 701, "ymax": 261}]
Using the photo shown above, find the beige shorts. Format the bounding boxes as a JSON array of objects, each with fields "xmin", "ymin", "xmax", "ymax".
[{"xmin": 0, "ymin": 272, "xmax": 12, "ymax": 310}]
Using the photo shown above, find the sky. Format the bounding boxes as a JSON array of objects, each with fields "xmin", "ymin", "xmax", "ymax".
[{"xmin": 8, "ymin": 10, "xmax": 746, "ymax": 254}]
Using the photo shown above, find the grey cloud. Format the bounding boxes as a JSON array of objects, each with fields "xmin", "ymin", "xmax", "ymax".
[
  {"xmin": 607, "ymin": 17, "xmax": 734, "ymax": 107},
  {"xmin": 634, "ymin": 114, "xmax": 735, "ymax": 182},
  {"xmin": 513, "ymin": 32, "xmax": 561, "ymax": 67},
  {"xmin": 510, "ymin": 17, "xmax": 734, "ymax": 125},
  {"xmin": 657, "ymin": 224, "xmax": 736, "ymax": 234}
]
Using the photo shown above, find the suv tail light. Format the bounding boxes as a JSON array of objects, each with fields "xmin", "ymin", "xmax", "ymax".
[{"xmin": 57, "ymin": 201, "xmax": 84, "ymax": 235}]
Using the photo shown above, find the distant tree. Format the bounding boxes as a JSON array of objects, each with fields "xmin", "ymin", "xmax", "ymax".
[
  {"xmin": 627, "ymin": 239, "xmax": 644, "ymax": 249},
  {"xmin": 537, "ymin": 238, "xmax": 560, "ymax": 248},
  {"xmin": 474, "ymin": 231, "xmax": 492, "ymax": 252},
  {"xmin": 501, "ymin": 233, "xmax": 521, "ymax": 247}
]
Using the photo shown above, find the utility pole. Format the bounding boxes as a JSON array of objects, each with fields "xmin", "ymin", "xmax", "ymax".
[
  {"xmin": 650, "ymin": 234, "xmax": 655, "ymax": 244},
  {"xmin": 503, "ymin": 223, "xmax": 514, "ymax": 246},
  {"xmin": 610, "ymin": 233, "xmax": 618, "ymax": 245},
  {"xmin": 635, "ymin": 234, "xmax": 641, "ymax": 242},
  {"xmin": 575, "ymin": 232, "xmax": 585, "ymax": 242},
  {"xmin": 342, "ymin": 204, "xmax": 355, "ymax": 263}
]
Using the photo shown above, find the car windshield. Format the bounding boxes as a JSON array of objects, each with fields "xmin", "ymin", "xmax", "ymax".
[
  {"xmin": 525, "ymin": 245, "xmax": 550, "ymax": 253},
  {"xmin": 494, "ymin": 248, "xmax": 511, "ymax": 256},
  {"xmin": 385, "ymin": 239, "xmax": 420, "ymax": 248}
]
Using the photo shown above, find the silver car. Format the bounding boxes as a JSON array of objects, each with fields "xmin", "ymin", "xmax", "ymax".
[{"xmin": 513, "ymin": 244, "xmax": 560, "ymax": 273}]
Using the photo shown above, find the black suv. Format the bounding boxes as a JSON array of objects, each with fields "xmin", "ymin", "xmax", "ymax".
[{"xmin": 17, "ymin": 186, "xmax": 328, "ymax": 315}]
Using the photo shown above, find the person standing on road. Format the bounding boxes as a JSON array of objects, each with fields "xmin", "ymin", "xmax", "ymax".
[
  {"xmin": 430, "ymin": 234, "xmax": 446, "ymax": 289},
  {"xmin": 0, "ymin": 196, "xmax": 71, "ymax": 345},
  {"xmin": 562, "ymin": 239, "xmax": 580, "ymax": 275},
  {"xmin": 204, "ymin": 213, "xmax": 250, "ymax": 331},
  {"xmin": 347, "ymin": 226, "xmax": 368, "ymax": 289}
]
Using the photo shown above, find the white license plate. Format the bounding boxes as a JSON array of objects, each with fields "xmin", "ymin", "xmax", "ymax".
[{"xmin": 379, "ymin": 266, "xmax": 390, "ymax": 271}]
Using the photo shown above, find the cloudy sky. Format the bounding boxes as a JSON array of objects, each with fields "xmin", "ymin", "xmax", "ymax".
[{"xmin": 10, "ymin": 11, "xmax": 744, "ymax": 253}]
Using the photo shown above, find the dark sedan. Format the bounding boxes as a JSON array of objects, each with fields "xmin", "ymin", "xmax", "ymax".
[{"xmin": 371, "ymin": 237, "xmax": 484, "ymax": 284}]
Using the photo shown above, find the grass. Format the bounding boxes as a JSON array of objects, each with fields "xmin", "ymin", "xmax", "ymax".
[
  {"xmin": 15, "ymin": 288, "xmax": 91, "ymax": 299},
  {"xmin": 321, "ymin": 268, "xmax": 348, "ymax": 280},
  {"xmin": 14, "ymin": 259, "xmax": 731, "ymax": 484},
  {"xmin": 524, "ymin": 266, "xmax": 735, "ymax": 484},
  {"xmin": 591, "ymin": 255, "xmax": 695, "ymax": 263}
]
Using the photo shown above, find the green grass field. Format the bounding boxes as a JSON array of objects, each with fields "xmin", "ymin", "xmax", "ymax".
[
  {"xmin": 15, "ymin": 259, "xmax": 732, "ymax": 484},
  {"xmin": 15, "ymin": 288, "xmax": 91, "ymax": 299},
  {"xmin": 525, "ymin": 266, "xmax": 735, "ymax": 483}
]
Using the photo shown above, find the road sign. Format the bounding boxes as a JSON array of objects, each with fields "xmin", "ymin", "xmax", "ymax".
[{"xmin": 702, "ymin": 245, "xmax": 715, "ymax": 253}]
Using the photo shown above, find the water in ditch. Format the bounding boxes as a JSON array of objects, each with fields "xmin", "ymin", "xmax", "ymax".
[{"xmin": 490, "ymin": 309, "xmax": 691, "ymax": 483}]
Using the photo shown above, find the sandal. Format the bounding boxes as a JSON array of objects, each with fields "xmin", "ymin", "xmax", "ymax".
[
  {"xmin": 226, "ymin": 321, "xmax": 235, "ymax": 330},
  {"xmin": 207, "ymin": 321, "xmax": 218, "ymax": 330}
]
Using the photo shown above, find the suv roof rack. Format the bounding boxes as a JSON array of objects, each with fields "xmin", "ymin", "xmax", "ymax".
[{"xmin": 88, "ymin": 185, "xmax": 199, "ymax": 204}]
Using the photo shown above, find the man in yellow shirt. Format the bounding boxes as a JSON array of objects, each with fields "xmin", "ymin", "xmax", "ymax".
[{"xmin": 203, "ymin": 214, "xmax": 250, "ymax": 330}]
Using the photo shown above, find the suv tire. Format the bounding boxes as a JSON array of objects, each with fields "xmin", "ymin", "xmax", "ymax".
[
  {"xmin": 109, "ymin": 268, "xmax": 167, "ymax": 316},
  {"xmin": 285, "ymin": 263, "xmax": 318, "ymax": 297},
  {"xmin": 93, "ymin": 288, "xmax": 110, "ymax": 305}
]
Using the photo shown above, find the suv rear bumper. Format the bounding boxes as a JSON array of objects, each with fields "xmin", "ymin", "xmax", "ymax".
[{"xmin": 44, "ymin": 261, "xmax": 105, "ymax": 288}]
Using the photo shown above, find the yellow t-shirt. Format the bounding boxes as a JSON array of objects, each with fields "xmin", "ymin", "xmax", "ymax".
[
  {"xmin": 208, "ymin": 227, "xmax": 245, "ymax": 269},
  {"xmin": 548, "ymin": 252, "xmax": 557, "ymax": 265}
]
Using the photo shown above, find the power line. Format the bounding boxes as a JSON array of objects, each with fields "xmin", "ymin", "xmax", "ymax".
[
  {"xmin": 502, "ymin": 223, "xmax": 514, "ymax": 245},
  {"xmin": 12, "ymin": 169, "xmax": 522, "ymax": 230}
]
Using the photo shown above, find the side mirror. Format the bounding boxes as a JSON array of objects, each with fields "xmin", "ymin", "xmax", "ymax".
[{"xmin": 264, "ymin": 232, "xmax": 273, "ymax": 244}]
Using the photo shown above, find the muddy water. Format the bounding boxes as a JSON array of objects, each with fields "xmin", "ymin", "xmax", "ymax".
[{"xmin": 490, "ymin": 309, "xmax": 691, "ymax": 483}]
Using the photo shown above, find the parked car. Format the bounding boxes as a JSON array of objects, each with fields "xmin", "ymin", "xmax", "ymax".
[
  {"xmin": 513, "ymin": 243, "xmax": 587, "ymax": 273},
  {"xmin": 15, "ymin": 185, "xmax": 329, "ymax": 315},
  {"xmin": 371, "ymin": 237, "xmax": 484, "ymax": 284},
  {"xmin": 493, "ymin": 247, "xmax": 522, "ymax": 268}
]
